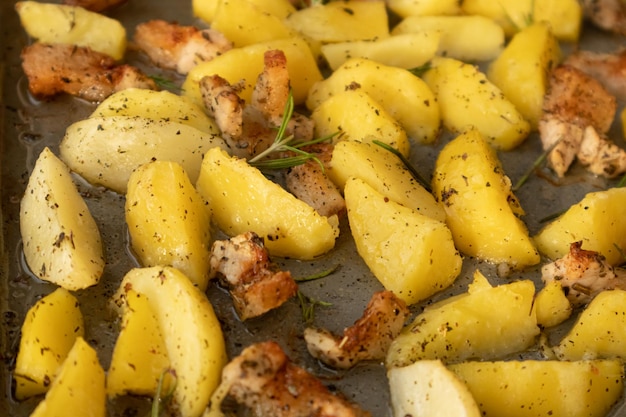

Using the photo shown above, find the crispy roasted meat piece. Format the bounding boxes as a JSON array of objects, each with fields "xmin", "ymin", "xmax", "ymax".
[
  {"xmin": 539, "ymin": 65, "xmax": 622, "ymax": 177},
  {"xmin": 304, "ymin": 291, "xmax": 409, "ymax": 369},
  {"xmin": 134, "ymin": 20, "xmax": 232, "ymax": 74},
  {"xmin": 63, "ymin": 0, "xmax": 127, "ymax": 12},
  {"xmin": 21, "ymin": 42, "xmax": 156, "ymax": 102},
  {"xmin": 219, "ymin": 341, "xmax": 373, "ymax": 417},
  {"xmin": 209, "ymin": 232, "xmax": 298, "ymax": 320},
  {"xmin": 200, "ymin": 74, "xmax": 245, "ymax": 139},
  {"xmin": 284, "ymin": 143, "xmax": 345, "ymax": 218},
  {"xmin": 581, "ymin": 0, "xmax": 626, "ymax": 35},
  {"xmin": 565, "ymin": 49, "xmax": 626, "ymax": 100},
  {"xmin": 542, "ymin": 241, "xmax": 626, "ymax": 307}
]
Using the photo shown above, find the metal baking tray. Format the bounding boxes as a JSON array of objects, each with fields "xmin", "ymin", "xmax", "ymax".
[{"xmin": 1, "ymin": 1, "xmax": 625, "ymax": 416}]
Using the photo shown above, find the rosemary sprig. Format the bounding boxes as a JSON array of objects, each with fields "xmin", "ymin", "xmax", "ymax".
[
  {"xmin": 249, "ymin": 91, "xmax": 335, "ymax": 171},
  {"xmin": 407, "ymin": 62, "xmax": 432, "ymax": 78},
  {"xmin": 294, "ymin": 264, "xmax": 339, "ymax": 282},
  {"xmin": 151, "ymin": 369, "xmax": 177, "ymax": 417},
  {"xmin": 513, "ymin": 138, "xmax": 561, "ymax": 191},
  {"xmin": 372, "ymin": 140, "xmax": 432, "ymax": 192},
  {"xmin": 297, "ymin": 291, "xmax": 332, "ymax": 324},
  {"xmin": 616, "ymin": 172, "xmax": 626, "ymax": 188},
  {"xmin": 149, "ymin": 75, "xmax": 182, "ymax": 92}
]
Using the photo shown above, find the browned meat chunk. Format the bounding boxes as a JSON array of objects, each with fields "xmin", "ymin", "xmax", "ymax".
[
  {"xmin": 21, "ymin": 42, "xmax": 156, "ymax": 102},
  {"xmin": 209, "ymin": 232, "xmax": 298, "ymax": 320},
  {"xmin": 564, "ymin": 49, "xmax": 626, "ymax": 101},
  {"xmin": 134, "ymin": 20, "xmax": 232, "ymax": 74},
  {"xmin": 581, "ymin": 0, "xmax": 626, "ymax": 35},
  {"xmin": 304, "ymin": 291, "xmax": 409, "ymax": 369}
]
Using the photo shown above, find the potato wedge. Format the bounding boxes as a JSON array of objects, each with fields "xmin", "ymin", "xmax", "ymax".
[
  {"xmin": 461, "ymin": 0, "xmax": 534, "ymax": 37},
  {"xmin": 30, "ymin": 337, "xmax": 105, "ymax": 417},
  {"xmin": 533, "ymin": 187, "xmax": 626, "ymax": 266},
  {"xmin": 321, "ymin": 32, "xmax": 440, "ymax": 71},
  {"xmin": 59, "ymin": 115, "xmax": 229, "ymax": 194},
  {"xmin": 388, "ymin": 360, "xmax": 481, "ymax": 417},
  {"xmin": 115, "ymin": 267, "xmax": 227, "ymax": 417},
  {"xmin": 553, "ymin": 289, "xmax": 626, "ymax": 361},
  {"xmin": 449, "ymin": 359, "xmax": 624, "ymax": 417},
  {"xmin": 329, "ymin": 141, "xmax": 445, "ymax": 222},
  {"xmin": 126, "ymin": 161, "xmax": 212, "ymax": 290},
  {"xmin": 183, "ymin": 37, "xmax": 322, "ymax": 107},
  {"xmin": 14, "ymin": 288, "xmax": 84, "ymax": 400},
  {"xmin": 193, "ymin": 0, "xmax": 295, "ymax": 23},
  {"xmin": 20, "ymin": 147, "xmax": 104, "ymax": 290},
  {"xmin": 387, "ymin": 0, "xmax": 461, "ymax": 17},
  {"xmin": 386, "ymin": 270, "xmax": 539, "ymax": 368},
  {"xmin": 307, "ymin": 58, "xmax": 440, "ymax": 144},
  {"xmin": 284, "ymin": 1, "xmax": 389, "ymax": 43},
  {"xmin": 15, "ymin": 1, "xmax": 126, "ymax": 60},
  {"xmin": 391, "ymin": 15, "xmax": 505, "ymax": 62},
  {"xmin": 432, "ymin": 130, "xmax": 540, "ymax": 268},
  {"xmin": 211, "ymin": 0, "xmax": 296, "ymax": 47},
  {"xmin": 107, "ymin": 290, "xmax": 172, "ymax": 398},
  {"xmin": 533, "ymin": 0, "xmax": 582, "ymax": 42},
  {"xmin": 423, "ymin": 57, "xmax": 531, "ymax": 150},
  {"xmin": 532, "ymin": 281, "xmax": 572, "ymax": 328},
  {"xmin": 487, "ymin": 23, "xmax": 561, "ymax": 129},
  {"xmin": 311, "ymin": 90, "xmax": 411, "ymax": 157},
  {"xmin": 91, "ymin": 88, "xmax": 219, "ymax": 135},
  {"xmin": 345, "ymin": 177, "xmax": 461, "ymax": 305},
  {"xmin": 196, "ymin": 147, "xmax": 339, "ymax": 260}
]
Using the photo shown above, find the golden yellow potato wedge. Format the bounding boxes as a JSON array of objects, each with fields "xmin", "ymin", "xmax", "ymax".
[
  {"xmin": 116, "ymin": 266, "xmax": 227, "ymax": 417},
  {"xmin": 321, "ymin": 32, "xmax": 440, "ymax": 71},
  {"xmin": 388, "ymin": 360, "xmax": 481, "ymax": 417},
  {"xmin": 20, "ymin": 147, "xmax": 104, "ymax": 290},
  {"xmin": 449, "ymin": 359, "xmax": 624, "ymax": 417},
  {"xmin": 211, "ymin": 0, "xmax": 296, "ymax": 47},
  {"xmin": 14, "ymin": 288, "xmax": 84, "ymax": 400},
  {"xmin": 196, "ymin": 147, "xmax": 339, "ymax": 259},
  {"xmin": 432, "ymin": 130, "xmax": 540, "ymax": 268},
  {"xmin": 59, "ymin": 116, "xmax": 229, "ymax": 194},
  {"xmin": 107, "ymin": 290, "xmax": 172, "ymax": 398},
  {"xmin": 307, "ymin": 58, "xmax": 440, "ymax": 144},
  {"xmin": 487, "ymin": 23, "xmax": 561, "ymax": 129},
  {"xmin": 387, "ymin": 0, "xmax": 461, "ymax": 17},
  {"xmin": 423, "ymin": 57, "xmax": 531, "ymax": 150},
  {"xmin": 386, "ymin": 270, "xmax": 539, "ymax": 367},
  {"xmin": 532, "ymin": 281, "xmax": 572, "ymax": 328},
  {"xmin": 193, "ymin": 0, "xmax": 295, "ymax": 23},
  {"xmin": 533, "ymin": 187, "xmax": 626, "ymax": 266},
  {"xmin": 311, "ymin": 90, "xmax": 410, "ymax": 157},
  {"xmin": 461, "ymin": 0, "xmax": 534, "ymax": 36},
  {"xmin": 284, "ymin": 1, "xmax": 389, "ymax": 43},
  {"xmin": 15, "ymin": 1, "xmax": 126, "ymax": 60},
  {"xmin": 126, "ymin": 161, "xmax": 212, "ymax": 290},
  {"xmin": 533, "ymin": 0, "xmax": 582, "ymax": 42},
  {"xmin": 183, "ymin": 37, "xmax": 322, "ymax": 107},
  {"xmin": 30, "ymin": 337, "xmax": 106, "ymax": 417},
  {"xmin": 553, "ymin": 289, "xmax": 626, "ymax": 361},
  {"xmin": 345, "ymin": 177, "xmax": 461, "ymax": 305},
  {"xmin": 91, "ymin": 88, "xmax": 220, "ymax": 135},
  {"xmin": 391, "ymin": 15, "xmax": 505, "ymax": 62},
  {"xmin": 329, "ymin": 141, "xmax": 445, "ymax": 222}
]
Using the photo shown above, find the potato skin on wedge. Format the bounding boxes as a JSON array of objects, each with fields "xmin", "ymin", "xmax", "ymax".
[
  {"xmin": 345, "ymin": 177, "xmax": 461, "ymax": 305},
  {"xmin": 432, "ymin": 129, "xmax": 539, "ymax": 268},
  {"xmin": 196, "ymin": 147, "xmax": 339, "ymax": 260},
  {"xmin": 20, "ymin": 147, "xmax": 104, "ymax": 290}
]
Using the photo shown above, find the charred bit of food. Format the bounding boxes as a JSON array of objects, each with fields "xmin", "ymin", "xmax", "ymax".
[
  {"xmin": 539, "ymin": 64, "xmax": 625, "ymax": 178},
  {"xmin": 217, "ymin": 341, "xmax": 373, "ymax": 417},
  {"xmin": 565, "ymin": 49, "xmax": 626, "ymax": 100},
  {"xmin": 304, "ymin": 290, "xmax": 409, "ymax": 369},
  {"xmin": 199, "ymin": 49, "xmax": 314, "ymax": 159},
  {"xmin": 134, "ymin": 20, "xmax": 232, "ymax": 74},
  {"xmin": 63, "ymin": 0, "xmax": 127, "ymax": 12},
  {"xmin": 209, "ymin": 232, "xmax": 298, "ymax": 320},
  {"xmin": 21, "ymin": 42, "xmax": 156, "ymax": 102},
  {"xmin": 581, "ymin": 0, "xmax": 626, "ymax": 36},
  {"xmin": 541, "ymin": 241, "xmax": 626, "ymax": 307},
  {"xmin": 284, "ymin": 142, "xmax": 346, "ymax": 218}
]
